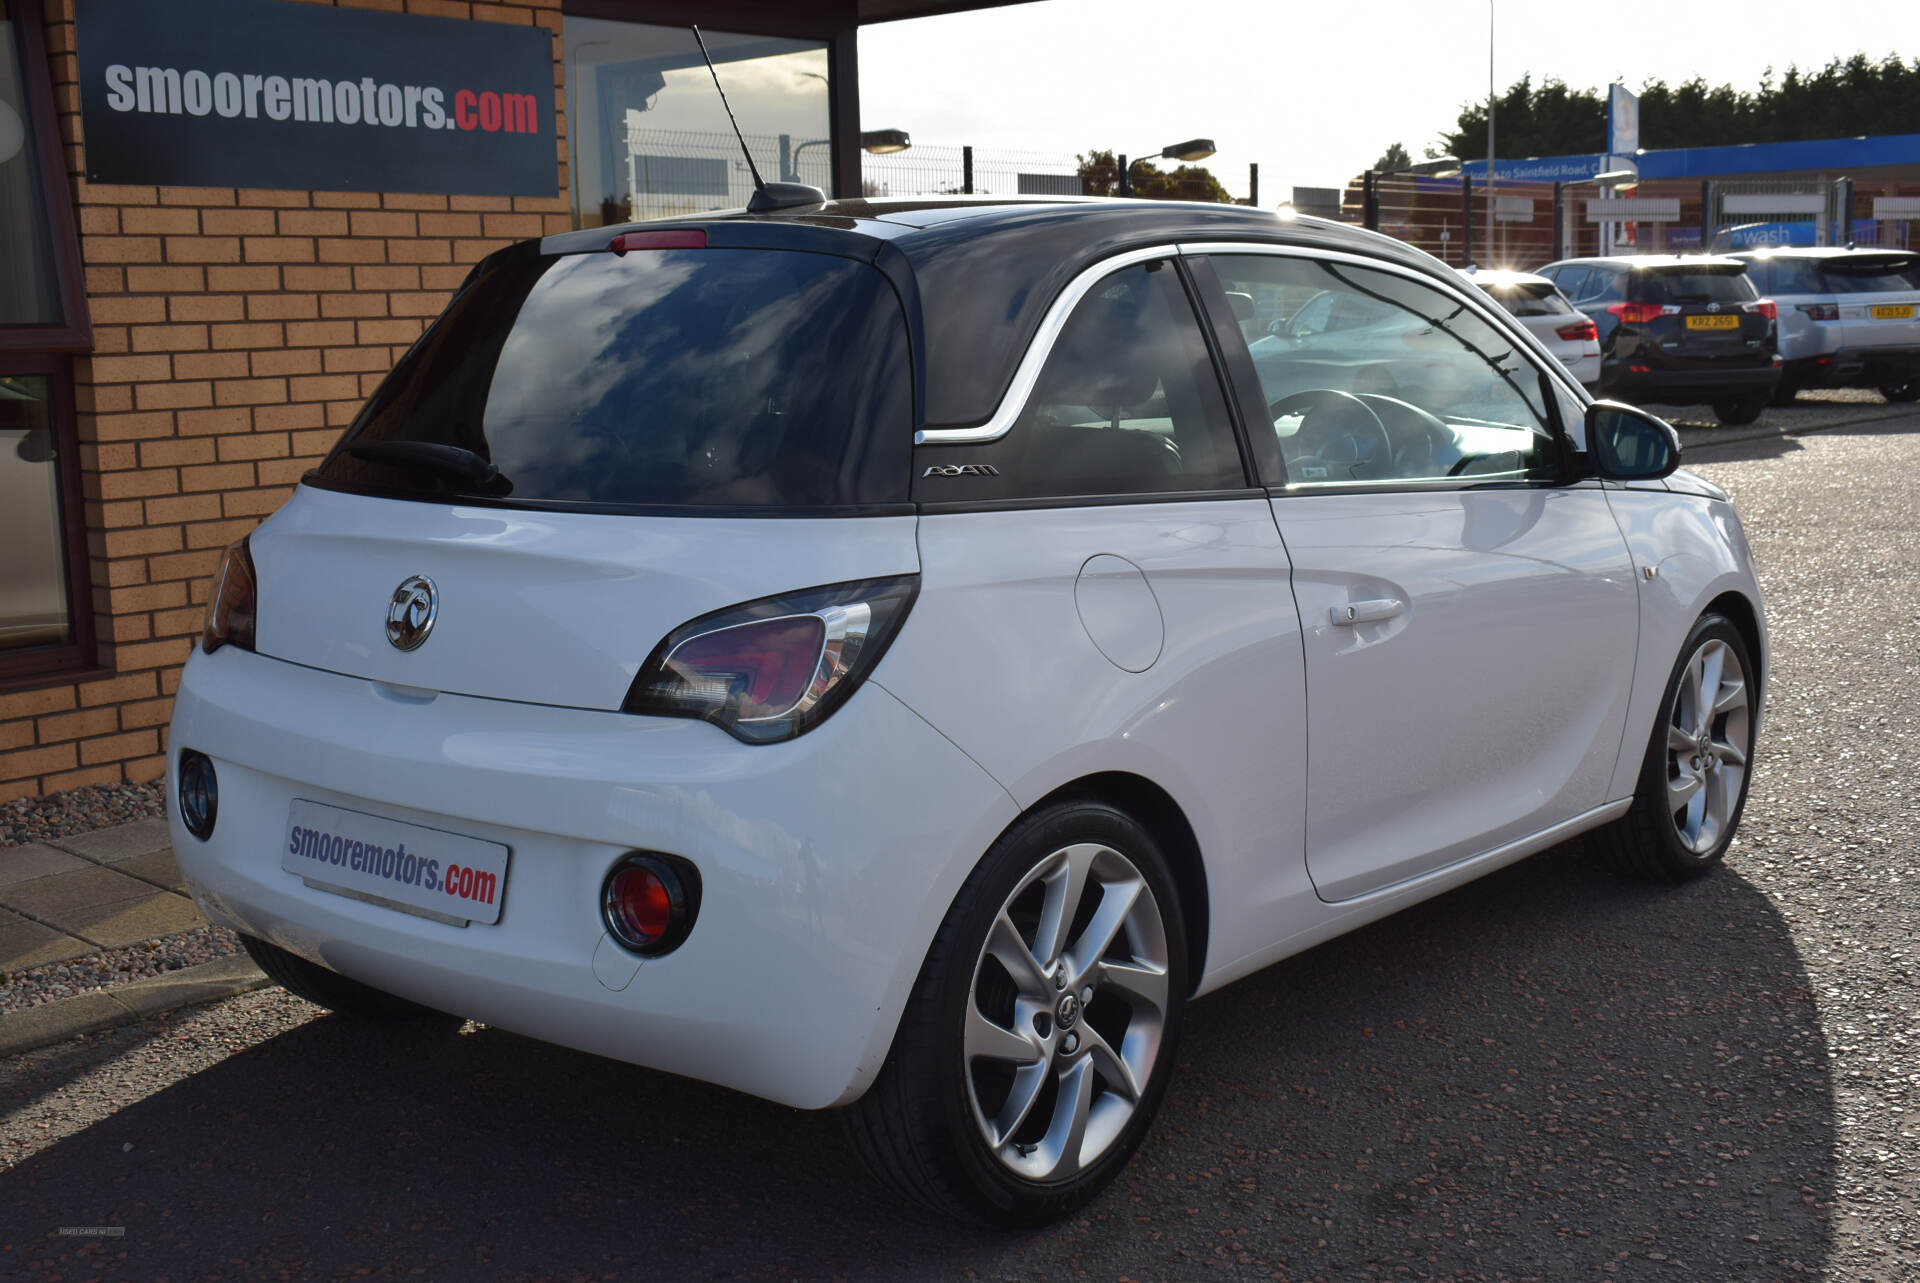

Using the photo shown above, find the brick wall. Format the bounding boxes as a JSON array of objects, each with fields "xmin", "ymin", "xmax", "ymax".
[{"xmin": 0, "ymin": 0, "xmax": 570, "ymax": 803}]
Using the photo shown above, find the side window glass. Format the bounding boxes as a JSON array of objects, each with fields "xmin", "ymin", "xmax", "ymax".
[
  {"xmin": 1591, "ymin": 269, "xmax": 1626, "ymax": 303},
  {"xmin": 1208, "ymin": 253, "xmax": 1561, "ymax": 489},
  {"xmin": 914, "ymin": 260, "xmax": 1245, "ymax": 501},
  {"xmin": 1555, "ymin": 267, "xmax": 1590, "ymax": 301}
]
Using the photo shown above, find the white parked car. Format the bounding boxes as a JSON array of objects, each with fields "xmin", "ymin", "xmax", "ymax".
[
  {"xmin": 170, "ymin": 199, "xmax": 1767, "ymax": 1227},
  {"xmin": 1459, "ymin": 267, "xmax": 1602, "ymax": 388}
]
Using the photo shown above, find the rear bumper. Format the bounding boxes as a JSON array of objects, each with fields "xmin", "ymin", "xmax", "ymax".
[
  {"xmin": 167, "ymin": 646, "xmax": 1017, "ymax": 1110},
  {"xmin": 1601, "ymin": 362, "xmax": 1779, "ymax": 405},
  {"xmin": 1783, "ymin": 346, "xmax": 1920, "ymax": 388}
]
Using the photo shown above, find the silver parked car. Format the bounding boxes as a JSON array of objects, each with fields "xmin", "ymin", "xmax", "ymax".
[{"xmin": 1727, "ymin": 247, "xmax": 1920, "ymax": 404}]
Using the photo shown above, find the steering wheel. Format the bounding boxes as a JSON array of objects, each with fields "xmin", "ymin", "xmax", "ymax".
[{"xmin": 1269, "ymin": 388, "xmax": 1394, "ymax": 482}]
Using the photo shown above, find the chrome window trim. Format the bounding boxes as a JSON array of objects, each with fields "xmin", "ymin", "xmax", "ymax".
[
  {"xmin": 914, "ymin": 239, "xmax": 1591, "ymax": 450},
  {"xmin": 1176, "ymin": 240, "xmax": 1595, "ymax": 420},
  {"xmin": 914, "ymin": 244, "xmax": 1180, "ymax": 445}
]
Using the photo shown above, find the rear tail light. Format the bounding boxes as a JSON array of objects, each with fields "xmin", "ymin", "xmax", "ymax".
[
  {"xmin": 1748, "ymin": 298, "xmax": 1779, "ymax": 320},
  {"xmin": 1555, "ymin": 320, "xmax": 1599, "ymax": 342},
  {"xmin": 200, "ymin": 536, "xmax": 257, "ymax": 654},
  {"xmin": 1606, "ymin": 302, "xmax": 1665, "ymax": 325},
  {"xmin": 1796, "ymin": 302, "xmax": 1840, "ymax": 321},
  {"xmin": 623, "ymin": 575, "xmax": 918, "ymax": 744},
  {"xmin": 601, "ymin": 853, "xmax": 700, "ymax": 956}
]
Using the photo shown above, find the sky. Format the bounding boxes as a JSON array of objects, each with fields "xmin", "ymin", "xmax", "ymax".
[{"xmin": 859, "ymin": 0, "xmax": 1920, "ymax": 202}]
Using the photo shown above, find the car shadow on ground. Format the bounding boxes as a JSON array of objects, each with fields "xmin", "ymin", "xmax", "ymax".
[{"xmin": 3, "ymin": 842, "xmax": 1832, "ymax": 1281}]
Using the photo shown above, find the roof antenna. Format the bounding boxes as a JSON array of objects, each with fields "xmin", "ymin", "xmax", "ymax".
[{"xmin": 691, "ymin": 25, "xmax": 825, "ymax": 214}]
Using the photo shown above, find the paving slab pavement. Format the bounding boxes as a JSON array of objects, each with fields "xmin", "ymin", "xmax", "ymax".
[{"xmin": 0, "ymin": 817, "xmax": 264, "ymax": 1053}]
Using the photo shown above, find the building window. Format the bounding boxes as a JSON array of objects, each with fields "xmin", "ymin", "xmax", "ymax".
[
  {"xmin": 564, "ymin": 18, "xmax": 829, "ymax": 227},
  {"xmin": 1, "ymin": 0, "xmax": 96, "ymax": 687}
]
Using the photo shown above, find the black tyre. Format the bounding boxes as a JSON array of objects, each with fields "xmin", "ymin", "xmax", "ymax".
[
  {"xmin": 842, "ymin": 800, "xmax": 1188, "ymax": 1226},
  {"xmin": 1590, "ymin": 614, "xmax": 1757, "ymax": 882},
  {"xmin": 1711, "ymin": 395, "xmax": 1766, "ymax": 426},
  {"xmin": 240, "ymin": 933, "xmax": 452, "ymax": 1021},
  {"xmin": 1880, "ymin": 381, "xmax": 1920, "ymax": 403}
]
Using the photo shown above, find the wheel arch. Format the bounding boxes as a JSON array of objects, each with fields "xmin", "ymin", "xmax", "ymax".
[
  {"xmin": 1027, "ymin": 771, "xmax": 1211, "ymax": 995},
  {"xmin": 1704, "ymin": 589, "xmax": 1765, "ymax": 700}
]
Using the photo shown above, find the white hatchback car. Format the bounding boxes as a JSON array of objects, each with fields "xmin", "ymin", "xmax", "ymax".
[
  {"xmin": 169, "ymin": 197, "xmax": 1766, "ymax": 1227},
  {"xmin": 1458, "ymin": 267, "xmax": 1602, "ymax": 388}
]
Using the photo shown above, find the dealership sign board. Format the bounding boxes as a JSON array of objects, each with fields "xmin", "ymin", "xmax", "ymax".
[{"xmin": 76, "ymin": 0, "xmax": 555, "ymax": 196}]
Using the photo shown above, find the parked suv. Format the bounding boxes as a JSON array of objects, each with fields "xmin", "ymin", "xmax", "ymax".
[
  {"xmin": 170, "ymin": 199, "xmax": 1766, "ymax": 1227},
  {"xmin": 1538, "ymin": 254, "xmax": 1779, "ymax": 423},
  {"xmin": 1727, "ymin": 247, "xmax": 1920, "ymax": 404}
]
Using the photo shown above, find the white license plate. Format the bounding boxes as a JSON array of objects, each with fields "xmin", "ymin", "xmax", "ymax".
[{"xmin": 284, "ymin": 800, "xmax": 510, "ymax": 925}]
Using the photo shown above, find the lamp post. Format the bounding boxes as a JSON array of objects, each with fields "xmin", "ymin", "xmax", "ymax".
[
  {"xmin": 1485, "ymin": 0, "xmax": 1496, "ymax": 266},
  {"xmin": 1117, "ymin": 138, "xmax": 1216, "ymax": 198},
  {"xmin": 785, "ymin": 130, "xmax": 912, "ymax": 192}
]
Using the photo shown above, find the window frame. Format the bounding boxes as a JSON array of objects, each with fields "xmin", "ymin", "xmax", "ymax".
[
  {"xmin": 1184, "ymin": 242, "xmax": 1591, "ymax": 496},
  {"xmin": 1, "ymin": 0, "xmax": 92, "ymax": 354},
  {"xmin": 0, "ymin": 352, "xmax": 103, "ymax": 691}
]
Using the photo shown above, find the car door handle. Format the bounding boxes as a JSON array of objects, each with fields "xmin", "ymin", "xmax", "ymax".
[{"xmin": 1330, "ymin": 598, "xmax": 1404, "ymax": 626}]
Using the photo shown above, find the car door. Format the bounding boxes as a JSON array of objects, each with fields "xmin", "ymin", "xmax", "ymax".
[
  {"xmin": 1195, "ymin": 248, "xmax": 1640, "ymax": 903},
  {"xmin": 893, "ymin": 250, "xmax": 1310, "ymax": 975}
]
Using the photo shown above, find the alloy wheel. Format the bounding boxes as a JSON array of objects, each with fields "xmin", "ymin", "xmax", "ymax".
[
  {"xmin": 1665, "ymin": 637, "xmax": 1752, "ymax": 855},
  {"xmin": 963, "ymin": 842, "xmax": 1171, "ymax": 1182}
]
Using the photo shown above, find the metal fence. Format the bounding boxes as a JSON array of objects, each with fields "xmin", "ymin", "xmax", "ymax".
[
  {"xmin": 588, "ymin": 127, "xmax": 1084, "ymax": 224},
  {"xmin": 1345, "ymin": 172, "xmax": 1920, "ymax": 269}
]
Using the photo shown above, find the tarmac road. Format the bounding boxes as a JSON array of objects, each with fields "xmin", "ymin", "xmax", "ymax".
[{"xmin": 4, "ymin": 415, "xmax": 1917, "ymax": 1281}]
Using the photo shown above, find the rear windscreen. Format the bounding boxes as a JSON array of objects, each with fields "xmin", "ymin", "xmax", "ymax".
[
  {"xmin": 1820, "ymin": 257, "xmax": 1920, "ymax": 294},
  {"xmin": 1630, "ymin": 269, "xmax": 1756, "ymax": 306},
  {"xmin": 317, "ymin": 245, "xmax": 911, "ymax": 510},
  {"xmin": 1480, "ymin": 282, "xmax": 1570, "ymax": 316}
]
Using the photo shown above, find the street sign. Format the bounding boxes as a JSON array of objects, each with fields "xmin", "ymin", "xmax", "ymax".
[
  {"xmin": 1586, "ymin": 198, "xmax": 1680, "ymax": 223},
  {"xmin": 1494, "ymin": 196, "xmax": 1534, "ymax": 223}
]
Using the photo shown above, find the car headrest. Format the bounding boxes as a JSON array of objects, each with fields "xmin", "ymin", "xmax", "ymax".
[{"xmin": 1037, "ymin": 289, "xmax": 1163, "ymax": 409}]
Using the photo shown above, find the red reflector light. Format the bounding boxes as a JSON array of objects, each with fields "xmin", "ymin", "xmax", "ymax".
[
  {"xmin": 609, "ymin": 229, "xmax": 708, "ymax": 255},
  {"xmin": 1629, "ymin": 364, "xmax": 1651, "ymax": 374},
  {"xmin": 1555, "ymin": 320, "xmax": 1598, "ymax": 342},
  {"xmin": 607, "ymin": 865, "xmax": 672, "ymax": 945},
  {"xmin": 602, "ymin": 855, "xmax": 698, "ymax": 955},
  {"xmin": 1606, "ymin": 302, "xmax": 1665, "ymax": 325}
]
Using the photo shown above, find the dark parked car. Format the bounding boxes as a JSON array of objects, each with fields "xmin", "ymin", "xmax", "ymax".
[{"xmin": 1537, "ymin": 255, "xmax": 1779, "ymax": 424}]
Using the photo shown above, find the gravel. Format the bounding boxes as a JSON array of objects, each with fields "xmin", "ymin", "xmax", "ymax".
[
  {"xmin": 0, "ymin": 926, "xmax": 245, "ymax": 1015},
  {"xmin": 0, "ymin": 779, "xmax": 166, "ymax": 850}
]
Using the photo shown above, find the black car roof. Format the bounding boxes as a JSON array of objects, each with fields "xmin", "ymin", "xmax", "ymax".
[{"xmin": 543, "ymin": 197, "xmax": 1458, "ymax": 432}]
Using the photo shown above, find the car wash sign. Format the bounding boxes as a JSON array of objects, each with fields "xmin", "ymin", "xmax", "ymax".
[{"xmin": 76, "ymin": 0, "xmax": 554, "ymax": 196}]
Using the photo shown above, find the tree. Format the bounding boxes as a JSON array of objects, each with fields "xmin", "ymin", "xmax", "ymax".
[
  {"xmin": 1076, "ymin": 149, "xmax": 1233, "ymax": 202},
  {"xmin": 1433, "ymin": 55, "xmax": 1920, "ymax": 161},
  {"xmin": 1372, "ymin": 141, "xmax": 1411, "ymax": 172}
]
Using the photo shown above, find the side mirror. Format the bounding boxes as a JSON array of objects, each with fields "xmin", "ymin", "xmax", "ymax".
[{"xmin": 1585, "ymin": 400, "xmax": 1680, "ymax": 480}]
